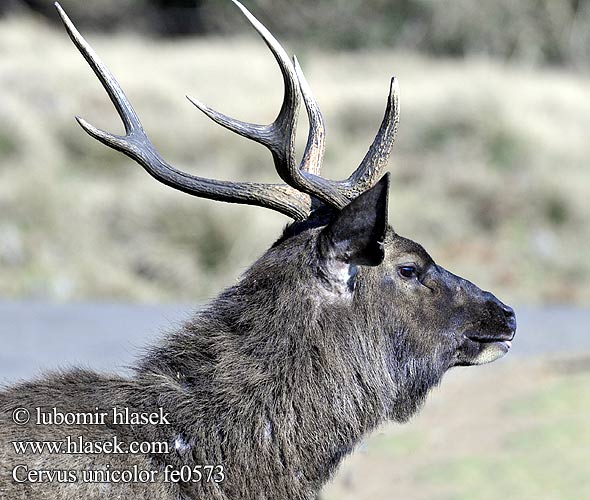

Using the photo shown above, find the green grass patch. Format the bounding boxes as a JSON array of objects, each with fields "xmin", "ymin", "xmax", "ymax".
[
  {"xmin": 506, "ymin": 372, "xmax": 590, "ymax": 417},
  {"xmin": 486, "ymin": 127, "xmax": 524, "ymax": 169},
  {"xmin": 367, "ymin": 429, "xmax": 425, "ymax": 458},
  {"xmin": 0, "ymin": 128, "xmax": 17, "ymax": 158},
  {"xmin": 422, "ymin": 373, "xmax": 590, "ymax": 500}
]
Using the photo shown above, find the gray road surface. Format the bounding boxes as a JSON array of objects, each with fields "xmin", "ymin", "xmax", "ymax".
[{"xmin": 1, "ymin": 302, "xmax": 588, "ymax": 384}]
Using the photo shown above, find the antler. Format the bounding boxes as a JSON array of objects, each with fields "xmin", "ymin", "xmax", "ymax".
[{"xmin": 55, "ymin": 0, "xmax": 400, "ymax": 221}]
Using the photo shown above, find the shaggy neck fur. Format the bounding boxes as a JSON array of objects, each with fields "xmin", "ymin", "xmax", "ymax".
[{"xmin": 133, "ymin": 232, "xmax": 444, "ymax": 499}]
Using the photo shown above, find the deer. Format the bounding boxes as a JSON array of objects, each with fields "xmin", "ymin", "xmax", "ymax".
[{"xmin": 0, "ymin": 1, "xmax": 517, "ymax": 499}]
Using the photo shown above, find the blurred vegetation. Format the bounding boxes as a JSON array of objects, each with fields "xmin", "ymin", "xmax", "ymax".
[
  {"xmin": 0, "ymin": 3, "xmax": 589, "ymax": 304},
  {"xmin": 2, "ymin": 1, "xmax": 590, "ymax": 67}
]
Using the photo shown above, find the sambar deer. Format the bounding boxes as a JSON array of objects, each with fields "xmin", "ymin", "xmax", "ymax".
[{"xmin": 0, "ymin": 1, "xmax": 516, "ymax": 499}]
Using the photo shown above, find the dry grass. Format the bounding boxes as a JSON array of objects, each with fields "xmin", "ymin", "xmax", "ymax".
[{"xmin": 0, "ymin": 16, "xmax": 589, "ymax": 304}]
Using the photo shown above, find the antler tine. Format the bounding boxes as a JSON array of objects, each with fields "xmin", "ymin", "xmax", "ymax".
[
  {"xmin": 187, "ymin": 0, "xmax": 300, "ymax": 175},
  {"xmin": 346, "ymin": 77, "xmax": 400, "ymax": 195},
  {"xmin": 55, "ymin": 2, "xmax": 314, "ymax": 221},
  {"xmin": 189, "ymin": 0, "xmax": 351, "ymax": 210},
  {"xmin": 55, "ymin": 3, "xmax": 139, "ymax": 141},
  {"xmin": 293, "ymin": 56, "xmax": 325, "ymax": 177}
]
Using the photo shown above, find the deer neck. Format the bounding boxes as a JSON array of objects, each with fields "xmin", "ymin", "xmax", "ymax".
[{"xmin": 135, "ymin": 284, "xmax": 388, "ymax": 495}]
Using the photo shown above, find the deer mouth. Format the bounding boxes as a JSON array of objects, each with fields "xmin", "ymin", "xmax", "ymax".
[
  {"xmin": 458, "ymin": 332, "xmax": 514, "ymax": 366},
  {"xmin": 460, "ymin": 302, "xmax": 516, "ymax": 362},
  {"xmin": 466, "ymin": 333, "xmax": 513, "ymax": 346}
]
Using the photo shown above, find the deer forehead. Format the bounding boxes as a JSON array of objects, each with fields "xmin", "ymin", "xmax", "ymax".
[{"xmin": 384, "ymin": 238, "xmax": 434, "ymax": 266}]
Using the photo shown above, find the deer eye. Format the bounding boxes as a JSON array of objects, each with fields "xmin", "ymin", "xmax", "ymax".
[{"xmin": 398, "ymin": 265, "xmax": 418, "ymax": 280}]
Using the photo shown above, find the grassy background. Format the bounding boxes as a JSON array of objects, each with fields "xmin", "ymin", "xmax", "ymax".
[{"xmin": 0, "ymin": 11, "xmax": 589, "ymax": 304}]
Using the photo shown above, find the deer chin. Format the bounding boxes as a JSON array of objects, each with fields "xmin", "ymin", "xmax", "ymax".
[
  {"xmin": 457, "ymin": 336, "xmax": 512, "ymax": 366},
  {"xmin": 470, "ymin": 339, "xmax": 511, "ymax": 365}
]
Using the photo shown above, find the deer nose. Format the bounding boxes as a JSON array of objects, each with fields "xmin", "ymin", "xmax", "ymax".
[{"xmin": 502, "ymin": 304, "xmax": 517, "ymax": 336}]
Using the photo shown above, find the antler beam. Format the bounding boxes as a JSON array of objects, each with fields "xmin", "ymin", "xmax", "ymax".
[
  {"xmin": 56, "ymin": 0, "xmax": 400, "ymax": 220},
  {"xmin": 55, "ymin": 1, "xmax": 313, "ymax": 220}
]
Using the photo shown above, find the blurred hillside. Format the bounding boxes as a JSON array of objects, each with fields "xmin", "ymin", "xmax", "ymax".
[
  {"xmin": 0, "ymin": 3, "xmax": 589, "ymax": 305},
  {"xmin": 2, "ymin": 1, "xmax": 590, "ymax": 66}
]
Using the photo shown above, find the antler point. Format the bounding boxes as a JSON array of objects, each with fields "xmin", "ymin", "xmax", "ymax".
[
  {"xmin": 186, "ymin": 95, "xmax": 207, "ymax": 111},
  {"xmin": 54, "ymin": 2, "xmax": 68, "ymax": 21},
  {"xmin": 390, "ymin": 77, "xmax": 400, "ymax": 94},
  {"xmin": 75, "ymin": 116, "xmax": 94, "ymax": 133}
]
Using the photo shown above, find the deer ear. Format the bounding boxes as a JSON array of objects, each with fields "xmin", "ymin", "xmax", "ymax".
[{"xmin": 319, "ymin": 174, "xmax": 389, "ymax": 267}]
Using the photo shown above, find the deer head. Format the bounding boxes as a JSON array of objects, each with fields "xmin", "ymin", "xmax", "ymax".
[{"xmin": 51, "ymin": 0, "xmax": 517, "ymax": 494}]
